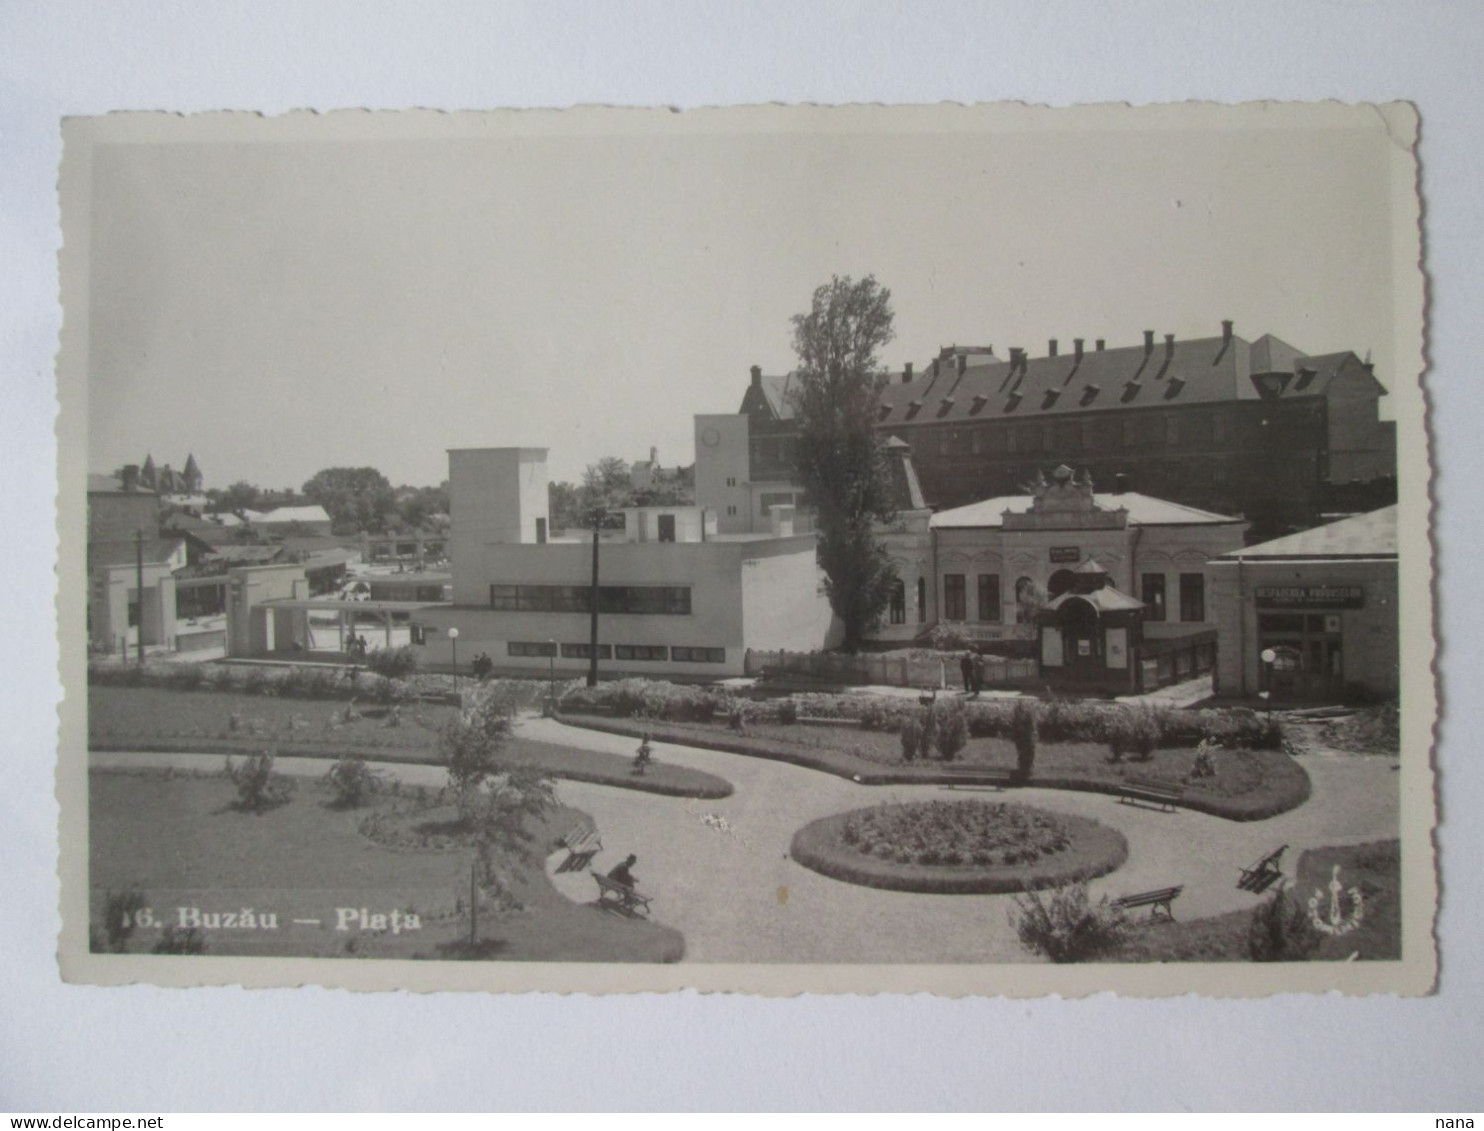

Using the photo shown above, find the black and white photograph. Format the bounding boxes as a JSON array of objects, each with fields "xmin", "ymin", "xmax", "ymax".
[{"xmin": 55, "ymin": 102, "xmax": 1430, "ymax": 996}]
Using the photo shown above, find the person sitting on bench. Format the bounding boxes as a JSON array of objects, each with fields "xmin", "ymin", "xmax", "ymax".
[{"xmin": 607, "ymin": 854, "xmax": 639, "ymax": 890}]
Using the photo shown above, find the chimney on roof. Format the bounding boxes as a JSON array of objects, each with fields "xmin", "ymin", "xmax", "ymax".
[
  {"xmin": 931, "ymin": 358, "xmax": 941, "ymax": 378},
  {"xmin": 1143, "ymin": 330, "xmax": 1155, "ymax": 356},
  {"xmin": 1164, "ymin": 333, "xmax": 1175, "ymax": 360},
  {"xmin": 1048, "ymin": 339, "xmax": 1058, "ymax": 357},
  {"xmin": 1113, "ymin": 472, "xmax": 1128, "ymax": 495},
  {"xmin": 1073, "ymin": 338, "xmax": 1084, "ymax": 362},
  {"xmin": 650, "ymin": 446, "xmax": 658, "ymax": 465},
  {"xmin": 750, "ymin": 365, "xmax": 762, "ymax": 387},
  {"xmin": 956, "ymin": 355, "xmax": 967, "ymax": 376},
  {"xmin": 1222, "ymin": 319, "xmax": 1234, "ymax": 344},
  {"xmin": 1095, "ymin": 338, "xmax": 1106, "ymax": 352},
  {"xmin": 1008, "ymin": 347, "xmax": 1025, "ymax": 369},
  {"xmin": 903, "ymin": 361, "xmax": 913, "ymax": 383},
  {"xmin": 121, "ymin": 465, "xmax": 139, "ymax": 494}
]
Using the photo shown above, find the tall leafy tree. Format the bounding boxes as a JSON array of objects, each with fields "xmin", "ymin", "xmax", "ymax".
[
  {"xmin": 786, "ymin": 274, "xmax": 900, "ymax": 651},
  {"xmin": 301, "ymin": 466, "xmax": 395, "ymax": 534}
]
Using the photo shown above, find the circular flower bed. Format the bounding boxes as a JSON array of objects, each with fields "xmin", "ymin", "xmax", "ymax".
[{"xmin": 790, "ymin": 799, "xmax": 1127, "ymax": 894}]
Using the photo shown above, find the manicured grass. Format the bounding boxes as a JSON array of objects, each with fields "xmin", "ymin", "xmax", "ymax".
[
  {"xmin": 1105, "ymin": 839, "xmax": 1401, "ymax": 962},
  {"xmin": 559, "ymin": 711, "xmax": 1310, "ymax": 820},
  {"xmin": 90, "ymin": 685, "xmax": 732, "ymax": 798},
  {"xmin": 790, "ymin": 801, "xmax": 1128, "ymax": 894},
  {"xmin": 88, "ymin": 768, "xmax": 684, "ymax": 962}
]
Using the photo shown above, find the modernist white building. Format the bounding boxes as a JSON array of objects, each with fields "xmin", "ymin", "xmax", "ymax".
[{"xmin": 411, "ymin": 447, "xmax": 840, "ymax": 678}]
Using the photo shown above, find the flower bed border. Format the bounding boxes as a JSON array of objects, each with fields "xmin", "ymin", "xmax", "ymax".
[
  {"xmin": 790, "ymin": 803, "xmax": 1128, "ymax": 894},
  {"xmin": 555, "ymin": 710, "xmax": 1309, "ymax": 820}
]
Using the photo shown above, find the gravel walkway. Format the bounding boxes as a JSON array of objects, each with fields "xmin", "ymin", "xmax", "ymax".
[{"xmin": 91, "ymin": 722, "xmax": 1399, "ymax": 965}]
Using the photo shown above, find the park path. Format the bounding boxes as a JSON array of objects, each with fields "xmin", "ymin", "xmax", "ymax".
[{"xmin": 91, "ymin": 722, "xmax": 1399, "ymax": 964}]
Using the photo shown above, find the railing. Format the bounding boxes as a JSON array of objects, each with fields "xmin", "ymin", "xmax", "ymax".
[
  {"xmin": 745, "ymin": 648, "xmax": 1037, "ymax": 689},
  {"xmin": 1140, "ymin": 632, "xmax": 1217, "ymax": 689}
]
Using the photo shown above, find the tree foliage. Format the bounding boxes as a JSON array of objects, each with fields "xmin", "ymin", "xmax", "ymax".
[
  {"xmin": 785, "ymin": 274, "xmax": 900, "ymax": 651},
  {"xmin": 302, "ymin": 466, "xmax": 395, "ymax": 534}
]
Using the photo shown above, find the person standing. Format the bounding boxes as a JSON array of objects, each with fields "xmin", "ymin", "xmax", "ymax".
[{"xmin": 959, "ymin": 651, "xmax": 974, "ymax": 694}]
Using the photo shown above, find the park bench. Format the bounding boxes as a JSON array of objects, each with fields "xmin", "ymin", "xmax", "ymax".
[
  {"xmin": 1117, "ymin": 774, "xmax": 1185, "ymax": 813},
  {"xmin": 1112, "ymin": 885, "xmax": 1184, "ymax": 921},
  {"xmin": 1237, "ymin": 844, "xmax": 1288, "ymax": 893},
  {"xmin": 555, "ymin": 824, "xmax": 603, "ymax": 874},
  {"xmin": 940, "ymin": 764, "xmax": 1015, "ymax": 791},
  {"xmin": 593, "ymin": 873, "xmax": 653, "ymax": 918}
]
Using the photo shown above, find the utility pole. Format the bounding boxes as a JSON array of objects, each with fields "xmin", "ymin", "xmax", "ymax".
[
  {"xmin": 135, "ymin": 528, "xmax": 146, "ymax": 666},
  {"xmin": 587, "ymin": 519, "xmax": 601, "ymax": 688}
]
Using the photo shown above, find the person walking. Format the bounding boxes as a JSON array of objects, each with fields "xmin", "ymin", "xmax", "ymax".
[{"xmin": 959, "ymin": 651, "xmax": 974, "ymax": 694}]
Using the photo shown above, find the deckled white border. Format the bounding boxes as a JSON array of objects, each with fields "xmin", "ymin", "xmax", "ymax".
[{"xmin": 55, "ymin": 104, "xmax": 1434, "ymax": 999}]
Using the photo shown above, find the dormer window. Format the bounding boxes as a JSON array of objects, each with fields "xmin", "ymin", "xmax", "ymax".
[
  {"xmin": 969, "ymin": 394, "xmax": 988, "ymax": 415},
  {"xmin": 1080, "ymin": 384, "xmax": 1100, "ymax": 406}
]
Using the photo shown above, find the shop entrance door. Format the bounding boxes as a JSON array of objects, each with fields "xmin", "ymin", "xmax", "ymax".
[{"xmin": 1258, "ymin": 612, "xmax": 1345, "ymax": 700}]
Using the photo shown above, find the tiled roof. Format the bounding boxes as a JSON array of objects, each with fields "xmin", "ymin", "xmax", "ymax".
[
  {"xmin": 1218, "ymin": 505, "xmax": 1397, "ymax": 560},
  {"xmin": 1043, "ymin": 585, "xmax": 1145, "ymax": 613},
  {"xmin": 89, "ymin": 537, "xmax": 184, "ymax": 567},
  {"xmin": 256, "ymin": 505, "xmax": 332, "ymax": 525},
  {"xmin": 931, "ymin": 490, "xmax": 1242, "ymax": 530},
  {"xmin": 876, "ymin": 334, "xmax": 1359, "ymax": 427},
  {"xmin": 747, "ymin": 368, "xmax": 914, "ymax": 423},
  {"xmin": 207, "ymin": 544, "xmax": 286, "ymax": 564}
]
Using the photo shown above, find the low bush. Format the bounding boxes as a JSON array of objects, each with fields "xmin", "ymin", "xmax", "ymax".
[
  {"xmin": 323, "ymin": 752, "xmax": 386, "ymax": 808},
  {"xmin": 936, "ymin": 702, "xmax": 968, "ymax": 761},
  {"xmin": 899, "ymin": 716, "xmax": 922, "ymax": 761},
  {"xmin": 1011, "ymin": 699, "xmax": 1039, "ymax": 783},
  {"xmin": 366, "ymin": 645, "xmax": 420, "ymax": 680},
  {"xmin": 223, "ymin": 750, "xmax": 295, "ymax": 813},
  {"xmin": 777, "ymin": 698, "xmax": 799, "ymax": 725},
  {"xmin": 1247, "ymin": 887, "xmax": 1322, "ymax": 962},
  {"xmin": 1011, "ymin": 881, "xmax": 1129, "ymax": 963}
]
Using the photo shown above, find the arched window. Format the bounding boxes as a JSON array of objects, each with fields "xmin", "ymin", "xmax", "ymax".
[
  {"xmin": 1047, "ymin": 569, "xmax": 1077, "ymax": 598},
  {"xmin": 916, "ymin": 576, "xmax": 927, "ymax": 624},
  {"xmin": 889, "ymin": 579, "xmax": 906, "ymax": 625}
]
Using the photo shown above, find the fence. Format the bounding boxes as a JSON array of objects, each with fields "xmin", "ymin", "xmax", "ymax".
[
  {"xmin": 745, "ymin": 648, "xmax": 1037, "ymax": 690},
  {"xmin": 1140, "ymin": 632, "xmax": 1218, "ymax": 690}
]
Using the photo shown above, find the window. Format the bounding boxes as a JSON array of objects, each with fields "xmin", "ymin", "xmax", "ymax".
[
  {"xmin": 725, "ymin": 476, "xmax": 737, "ymax": 487},
  {"xmin": 657, "ymin": 514, "xmax": 676, "ymax": 542},
  {"xmin": 1165, "ymin": 416, "xmax": 1180, "ymax": 446},
  {"xmin": 977, "ymin": 574, "xmax": 1001, "ymax": 622},
  {"xmin": 943, "ymin": 574, "xmax": 967, "ymax": 620},
  {"xmin": 490, "ymin": 584, "xmax": 691, "ymax": 615},
  {"xmin": 614, "ymin": 644, "xmax": 668, "ymax": 662},
  {"xmin": 938, "ymin": 431, "xmax": 951, "ymax": 456},
  {"xmin": 1141, "ymin": 573, "xmax": 1167, "ymax": 621},
  {"xmin": 916, "ymin": 577, "xmax": 927, "ymax": 624},
  {"xmin": 508, "ymin": 641, "xmax": 557, "ymax": 657},
  {"xmin": 1122, "ymin": 418, "xmax": 1138, "ymax": 448},
  {"xmin": 561, "ymin": 642, "xmax": 613, "ymax": 659},
  {"xmin": 535, "ymin": 517, "xmax": 547, "ymax": 544},
  {"xmin": 1179, "ymin": 573, "xmax": 1206, "ymax": 622},
  {"xmin": 410, "ymin": 624, "xmax": 428, "ymax": 646},
  {"xmin": 1213, "ymin": 414, "xmax": 1229, "ymax": 443},
  {"xmin": 889, "ymin": 578, "xmax": 906, "ymax": 625},
  {"xmin": 727, "ymin": 505, "xmax": 737, "ymax": 516},
  {"xmin": 671, "ymin": 646, "xmax": 726, "ymax": 664},
  {"xmin": 972, "ymin": 430, "xmax": 983, "ymax": 455},
  {"xmin": 127, "ymin": 596, "xmax": 140, "ymax": 628}
]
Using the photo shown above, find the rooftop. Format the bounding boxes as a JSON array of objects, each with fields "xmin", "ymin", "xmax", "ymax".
[
  {"xmin": 931, "ymin": 490, "xmax": 1242, "ymax": 530},
  {"xmin": 1217, "ymin": 505, "xmax": 1398, "ymax": 560}
]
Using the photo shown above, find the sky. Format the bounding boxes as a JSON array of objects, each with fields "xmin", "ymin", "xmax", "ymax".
[{"xmin": 83, "ymin": 106, "xmax": 1406, "ymax": 490}]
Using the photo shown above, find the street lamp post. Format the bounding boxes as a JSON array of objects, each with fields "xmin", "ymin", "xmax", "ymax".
[
  {"xmin": 1260, "ymin": 647, "xmax": 1276, "ymax": 718},
  {"xmin": 547, "ymin": 639, "xmax": 557, "ymax": 715},
  {"xmin": 449, "ymin": 626, "xmax": 460, "ymax": 688}
]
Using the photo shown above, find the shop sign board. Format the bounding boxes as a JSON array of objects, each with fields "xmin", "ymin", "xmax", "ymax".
[
  {"xmin": 1255, "ymin": 584, "xmax": 1364, "ymax": 609},
  {"xmin": 1049, "ymin": 546, "xmax": 1081, "ymax": 563}
]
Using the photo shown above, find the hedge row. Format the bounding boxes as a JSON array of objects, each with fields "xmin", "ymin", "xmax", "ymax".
[
  {"xmin": 559, "ymin": 678, "xmax": 1285, "ymax": 751},
  {"xmin": 88, "ymin": 659, "xmax": 555, "ymax": 710},
  {"xmin": 789, "ymin": 806, "xmax": 1129, "ymax": 895}
]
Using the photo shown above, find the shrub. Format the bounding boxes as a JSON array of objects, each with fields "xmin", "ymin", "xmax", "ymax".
[
  {"xmin": 936, "ymin": 702, "xmax": 968, "ymax": 762},
  {"xmin": 965, "ymin": 701, "xmax": 1013, "ymax": 739},
  {"xmin": 323, "ymin": 752, "xmax": 386, "ymax": 808},
  {"xmin": 777, "ymin": 698, "xmax": 799, "ymax": 725},
  {"xmin": 899, "ymin": 716, "xmax": 922, "ymax": 761},
  {"xmin": 366, "ymin": 645, "xmax": 420, "ymax": 680},
  {"xmin": 1189, "ymin": 739, "xmax": 1218, "ymax": 781},
  {"xmin": 224, "ymin": 750, "xmax": 295, "ymax": 813},
  {"xmin": 242, "ymin": 668, "xmax": 269, "ymax": 697},
  {"xmin": 1125, "ymin": 708, "xmax": 1160, "ymax": 761},
  {"xmin": 306, "ymin": 667, "xmax": 340, "ymax": 700},
  {"xmin": 1011, "ymin": 881, "xmax": 1128, "ymax": 963},
  {"xmin": 164, "ymin": 663, "xmax": 206, "ymax": 691},
  {"xmin": 1248, "ymin": 887, "xmax": 1322, "ymax": 962},
  {"xmin": 277, "ymin": 666, "xmax": 310, "ymax": 698},
  {"xmin": 1011, "ymin": 699, "xmax": 1039, "ymax": 783},
  {"xmin": 152, "ymin": 926, "xmax": 208, "ymax": 955},
  {"xmin": 928, "ymin": 623, "xmax": 973, "ymax": 651},
  {"xmin": 1106, "ymin": 716, "xmax": 1128, "ymax": 763},
  {"xmin": 726, "ymin": 699, "xmax": 749, "ymax": 733},
  {"xmin": 917, "ymin": 704, "xmax": 939, "ymax": 756},
  {"xmin": 856, "ymin": 697, "xmax": 906, "ymax": 732}
]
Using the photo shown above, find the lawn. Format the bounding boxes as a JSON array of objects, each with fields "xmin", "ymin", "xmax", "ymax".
[
  {"xmin": 1106, "ymin": 839, "xmax": 1401, "ymax": 962},
  {"xmin": 88, "ymin": 768, "xmax": 685, "ymax": 962},
  {"xmin": 559, "ymin": 711, "xmax": 1310, "ymax": 820},
  {"xmin": 90, "ymin": 685, "xmax": 731, "ymax": 798}
]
